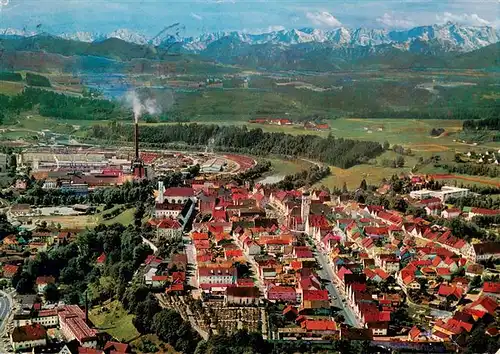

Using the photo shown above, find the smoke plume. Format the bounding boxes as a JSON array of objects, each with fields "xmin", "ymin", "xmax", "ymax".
[{"xmin": 126, "ymin": 90, "xmax": 159, "ymax": 123}]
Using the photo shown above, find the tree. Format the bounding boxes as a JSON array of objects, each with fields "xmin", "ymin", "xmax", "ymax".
[
  {"xmin": 359, "ymin": 179, "xmax": 367, "ymax": 191},
  {"xmin": 16, "ymin": 277, "xmax": 34, "ymax": 294},
  {"xmin": 395, "ymin": 155, "xmax": 405, "ymax": 168},
  {"xmin": 342, "ymin": 182, "xmax": 348, "ymax": 193},
  {"xmin": 470, "ymin": 275, "xmax": 482, "ymax": 288},
  {"xmin": 383, "ymin": 141, "xmax": 390, "ymax": 150},
  {"xmin": 43, "ymin": 283, "xmax": 59, "ymax": 303}
]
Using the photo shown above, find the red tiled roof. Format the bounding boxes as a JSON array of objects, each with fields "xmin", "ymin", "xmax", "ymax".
[
  {"xmin": 36, "ymin": 276, "xmax": 55, "ymax": 285},
  {"xmin": 268, "ymin": 286, "xmax": 296, "ymax": 295},
  {"xmin": 437, "ymin": 284, "xmax": 463, "ymax": 299},
  {"xmin": 436, "ymin": 268, "xmax": 451, "ymax": 276},
  {"xmin": 364, "ymin": 227, "xmax": 388, "ymax": 236},
  {"xmin": 11, "ymin": 323, "xmax": 47, "ymax": 342},
  {"xmin": 302, "ymin": 320, "xmax": 337, "ymax": 331},
  {"xmin": 483, "ymin": 282, "xmax": 500, "ymax": 294},
  {"xmin": 3, "ymin": 264, "xmax": 19, "ymax": 276},
  {"xmin": 471, "ymin": 207, "xmax": 500, "ymax": 216},
  {"xmin": 151, "ymin": 275, "xmax": 169, "ymax": 282},
  {"xmin": 225, "ymin": 249, "xmax": 243, "ymax": 258},
  {"xmin": 163, "ymin": 187, "xmax": 194, "ymax": 197},
  {"xmin": 96, "ymin": 252, "xmax": 106, "ymax": 264},
  {"xmin": 104, "ymin": 341, "xmax": 129, "ymax": 353},
  {"xmin": 302, "ymin": 289, "xmax": 328, "ymax": 301},
  {"xmin": 408, "ymin": 326, "xmax": 422, "ymax": 340},
  {"xmin": 157, "ymin": 218, "xmax": 182, "ymax": 229}
]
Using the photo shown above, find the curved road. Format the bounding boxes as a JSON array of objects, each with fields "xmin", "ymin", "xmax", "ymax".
[{"xmin": 0, "ymin": 290, "xmax": 14, "ymax": 354}]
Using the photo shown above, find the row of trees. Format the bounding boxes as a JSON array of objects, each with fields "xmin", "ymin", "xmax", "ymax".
[
  {"xmin": 0, "ymin": 88, "xmax": 124, "ymax": 121},
  {"xmin": 89, "ymin": 123, "xmax": 385, "ymax": 169},
  {"xmin": 463, "ymin": 117, "xmax": 500, "ymax": 131},
  {"xmin": 25, "ymin": 73, "xmax": 51, "ymax": 87},
  {"xmin": 275, "ymin": 165, "xmax": 331, "ymax": 190},
  {"xmin": 195, "ymin": 330, "xmax": 372, "ymax": 354},
  {"xmin": 440, "ymin": 163, "xmax": 499, "ymax": 178},
  {"xmin": 447, "ymin": 195, "xmax": 500, "ymax": 211},
  {"xmin": 233, "ymin": 161, "xmax": 271, "ymax": 185}
]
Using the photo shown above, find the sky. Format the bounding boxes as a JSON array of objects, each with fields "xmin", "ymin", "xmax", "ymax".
[{"xmin": 0, "ymin": 0, "xmax": 498, "ymax": 36}]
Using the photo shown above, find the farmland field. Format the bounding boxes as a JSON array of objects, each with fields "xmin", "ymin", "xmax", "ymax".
[{"xmin": 0, "ymin": 80, "xmax": 24, "ymax": 95}]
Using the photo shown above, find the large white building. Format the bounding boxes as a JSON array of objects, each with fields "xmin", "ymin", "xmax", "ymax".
[{"xmin": 410, "ymin": 186, "xmax": 469, "ymax": 202}]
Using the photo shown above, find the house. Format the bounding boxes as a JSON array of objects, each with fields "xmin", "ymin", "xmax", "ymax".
[
  {"xmin": 14, "ymin": 179, "xmax": 27, "ymax": 190},
  {"xmin": 463, "ymin": 296, "xmax": 497, "ymax": 318},
  {"xmin": 225, "ymin": 287, "xmax": 260, "ymax": 305},
  {"xmin": 36, "ymin": 276, "xmax": 55, "ymax": 294},
  {"xmin": 367, "ymin": 322, "xmax": 389, "ymax": 336},
  {"xmin": 467, "ymin": 207, "xmax": 500, "ymax": 220},
  {"xmin": 243, "ymin": 238, "xmax": 261, "ymax": 256},
  {"xmin": 302, "ymin": 289, "xmax": 329, "ymax": 310},
  {"xmin": 467, "ymin": 242, "xmax": 500, "ymax": 262},
  {"xmin": 156, "ymin": 218, "xmax": 183, "ymax": 239},
  {"xmin": 300, "ymin": 320, "xmax": 337, "ymax": 336},
  {"xmin": 437, "ymin": 284, "xmax": 463, "ymax": 302},
  {"xmin": 408, "ymin": 326, "xmax": 428, "ymax": 342},
  {"xmin": 482, "ymin": 282, "xmax": 500, "ymax": 300},
  {"xmin": 197, "ymin": 266, "xmax": 237, "ymax": 286},
  {"xmin": 425, "ymin": 205, "xmax": 441, "ymax": 216},
  {"xmin": 2, "ymin": 264, "xmax": 19, "ymax": 278},
  {"xmin": 10, "ymin": 323, "xmax": 47, "ymax": 351},
  {"xmin": 267, "ymin": 286, "xmax": 298, "ymax": 303},
  {"xmin": 441, "ymin": 208, "xmax": 461, "ymax": 219},
  {"xmin": 103, "ymin": 341, "xmax": 131, "ymax": 353},
  {"xmin": 96, "ymin": 253, "xmax": 106, "ymax": 267}
]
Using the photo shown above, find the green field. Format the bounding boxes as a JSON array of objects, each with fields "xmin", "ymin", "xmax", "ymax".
[
  {"xmin": 89, "ymin": 300, "xmax": 140, "ymax": 342},
  {"xmin": 0, "ymin": 80, "xmax": 24, "ymax": 95}
]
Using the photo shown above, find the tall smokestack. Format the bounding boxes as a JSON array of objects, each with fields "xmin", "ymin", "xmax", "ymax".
[
  {"xmin": 85, "ymin": 290, "xmax": 89, "ymax": 325},
  {"xmin": 135, "ymin": 122, "xmax": 139, "ymax": 161}
]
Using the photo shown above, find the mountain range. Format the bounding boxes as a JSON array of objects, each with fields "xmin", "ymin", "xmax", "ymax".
[
  {"xmin": 1, "ymin": 23, "xmax": 499, "ymax": 53},
  {"xmin": 0, "ymin": 23, "xmax": 498, "ymax": 72}
]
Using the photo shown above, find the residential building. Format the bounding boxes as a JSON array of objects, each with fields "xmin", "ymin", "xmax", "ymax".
[
  {"xmin": 225, "ymin": 287, "xmax": 260, "ymax": 305},
  {"xmin": 466, "ymin": 242, "xmax": 500, "ymax": 262},
  {"xmin": 10, "ymin": 323, "xmax": 47, "ymax": 351},
  {"xmin": 197, "ymin": 266, "xmax": 237, "ymax": 285},
  {"xmin": 36, "ymin": 276, "xmax": 55, "ymax": 294}
]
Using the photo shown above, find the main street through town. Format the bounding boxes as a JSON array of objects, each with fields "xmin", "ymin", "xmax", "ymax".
[{"xmin": 313, "ymin": 244, "xmax": 361, "ymax": 328}]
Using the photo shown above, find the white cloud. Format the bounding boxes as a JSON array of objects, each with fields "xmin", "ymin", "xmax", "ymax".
[
  {"xmin": 306, "ymin": 11, "xmax": 342, "ymax": 28},
  {"xmin": 244, "ymin": 25, "xmax": 286, "ymax": 34},
  {"xmin": 436, "ymin": 12, "xmax": 491, "ymax": 26},
  {"xmin": 190, "ymin": 12, "xmax": 203, "ymax": 20},
  {"xmin": 376, "ymin": 13, "xmax": 415, "ymax": 28}
]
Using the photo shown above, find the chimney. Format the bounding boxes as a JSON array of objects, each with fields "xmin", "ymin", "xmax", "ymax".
[
  {"xmin": 134, "ymin": 122, "xmax": 139, "ymax": 160},
  {"xmin": 84, "ymin": 291, "xmax": 89, "ymax": 325}
]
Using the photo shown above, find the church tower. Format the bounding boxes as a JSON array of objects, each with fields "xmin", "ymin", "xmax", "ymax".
[{"xmin": 301, "ymin": 191, "xmax": 311, "ymax": 228}]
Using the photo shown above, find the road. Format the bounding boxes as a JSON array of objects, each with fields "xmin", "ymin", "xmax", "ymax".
[
  {"xmin": 185, "ymin": 241, "xmax": 198, "ymax": 288},
  {"xmin": 313, "ymin": 246, "xmax": 361, "ymax": 328},
  {"xmin": 0, "ymin": 290, "xmax": 14, "ymax": 354}
]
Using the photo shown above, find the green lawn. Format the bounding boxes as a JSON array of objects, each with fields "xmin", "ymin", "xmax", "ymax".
[
  {"xmin": 89, "ymin": 300, "xmax": 140, "ymax": 342},
  {"xmin": 105, "ymin": 208, "xmax": 136, "ymax": 226}
]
